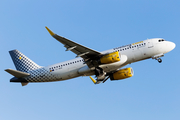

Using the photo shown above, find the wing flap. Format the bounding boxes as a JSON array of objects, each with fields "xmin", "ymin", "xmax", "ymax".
[{"xmin": 5, "ymin": 69, "xmax": 30, "ymax": 78}]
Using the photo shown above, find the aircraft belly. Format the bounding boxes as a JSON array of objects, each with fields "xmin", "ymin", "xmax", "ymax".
[
  {"xmin": 78, "ymin": 65, "xmax": 94, "ymax": 76},
  {"xmin": 54, "ymin": 67, "xmax": 81, "ymax": 80}
]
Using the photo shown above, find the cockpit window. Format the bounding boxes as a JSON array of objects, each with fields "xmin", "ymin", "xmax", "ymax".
[{"xmin": 158, "ymin": 39, "xmax": 165, "ymax": 42}]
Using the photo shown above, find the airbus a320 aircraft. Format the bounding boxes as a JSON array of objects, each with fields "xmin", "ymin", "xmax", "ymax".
[{"xmin": 5, "ymin": 27, "xmax": 176, "ymax": 86}]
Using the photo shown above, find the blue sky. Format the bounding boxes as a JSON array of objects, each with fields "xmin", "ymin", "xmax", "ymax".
[{"xmin": 1, "ymin": 0, "xmax": 180, "ymax": 120}]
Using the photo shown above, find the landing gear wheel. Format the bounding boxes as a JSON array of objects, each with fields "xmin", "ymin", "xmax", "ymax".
[{"xmin": 158, "ymin": 58, "xmax": 162, "ymax": 63}]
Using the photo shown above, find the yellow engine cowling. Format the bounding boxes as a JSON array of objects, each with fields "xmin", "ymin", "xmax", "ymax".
[
  {"xmin": 100, "ymin": 51, "xmax": 120, "ymax": 64},
  {"xmin": 110, "ymin": 67, "xmax": 134, "ymax": 80}
]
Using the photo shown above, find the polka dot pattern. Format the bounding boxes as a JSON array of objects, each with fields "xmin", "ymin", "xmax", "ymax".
[
  {"xmin": 25, "ymin": 68, "xmax": 57, "ymax": 82},
  {"xmin": 9, "ymin": 50, "xmax": 58, "ymax": 82},
  {"xmin": 9, "ymin": 50, "xmax": 41, "ymax": 72}
]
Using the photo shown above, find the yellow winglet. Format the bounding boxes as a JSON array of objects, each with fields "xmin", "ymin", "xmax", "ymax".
[
  {"xmin": 45, "ymin": 26, "xmax": 55, "ymax": 36},
  {"xmin": 90, "ymin": 76, "xmax": 96, "ymax": 84}
]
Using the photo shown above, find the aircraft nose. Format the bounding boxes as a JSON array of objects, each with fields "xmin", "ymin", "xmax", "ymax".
[
  {"xmin": 167, "ymin": 41, "xmax": 176, "ymax": 52},
  {"xmin": 170, "ymin": 42, "xmax": 176, "ymax": 51}
]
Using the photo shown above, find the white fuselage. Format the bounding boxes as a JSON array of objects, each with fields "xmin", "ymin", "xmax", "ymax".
[
  {"xmin": 7, "ymin": 28, "xmax": 176, "ymax": 86},
  {"xmin": 27, "ymin": 38, "xmax": 174, "ymax": 82}
]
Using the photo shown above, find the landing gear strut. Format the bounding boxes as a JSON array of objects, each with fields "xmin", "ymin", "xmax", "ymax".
[
  {"xmin": 152, "ymin": 54, "xmax": 164, "ymax": 63},
  {"xmin": 95, "ymin": 67, "xmax": 106, "ymax": 80}
]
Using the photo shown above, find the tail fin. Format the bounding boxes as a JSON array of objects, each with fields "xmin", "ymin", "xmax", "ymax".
[{"xmin": 9, "ymin": 50, "xmax": 41, "ymax": 72}]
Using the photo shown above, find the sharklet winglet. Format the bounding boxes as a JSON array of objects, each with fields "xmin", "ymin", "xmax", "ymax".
[
  {"xmin": 90, "ymin": 76, "xmax": 97, "ymax": 84},
  {"xmin": 45, "ymin": 26, "xmax": 55, "ymax": 36}
]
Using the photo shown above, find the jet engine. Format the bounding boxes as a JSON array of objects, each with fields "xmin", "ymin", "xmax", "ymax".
[
  {"xmin": 110, "ymin": 67, "xmax": 134, "ymax": 80},
  {"xmin": 99, "ymin": 51, "xmax": 120, "ymax": 64}
]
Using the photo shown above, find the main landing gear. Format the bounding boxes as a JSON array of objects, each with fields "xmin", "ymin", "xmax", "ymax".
[{"xmin": 95, "ymin": 67, "xmax": 106, "ymax": 80}]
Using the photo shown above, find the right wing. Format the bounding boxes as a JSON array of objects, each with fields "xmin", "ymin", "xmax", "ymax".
[{"xmin": 45, "ymin": 27, "xmax": 101, "ymax": 60}]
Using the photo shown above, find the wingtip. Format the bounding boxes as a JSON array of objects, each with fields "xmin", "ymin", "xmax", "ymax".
[
  {"xmin": 45, "ymin": 26, "xmax": 55, "ymax": 36},
  {"xmin": 90, "ymin": 76, "xmax": 97, "ymax": 84}
]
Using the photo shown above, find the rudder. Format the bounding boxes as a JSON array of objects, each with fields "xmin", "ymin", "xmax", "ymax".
[{"xmin": 9, "ymin": 50, "xmax": 41, "ymax": 72}]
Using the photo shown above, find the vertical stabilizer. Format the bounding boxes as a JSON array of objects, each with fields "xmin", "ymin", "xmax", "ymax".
[{"xmin": 9, "ymin": 50, "xmax": 41, "ymax": 72}]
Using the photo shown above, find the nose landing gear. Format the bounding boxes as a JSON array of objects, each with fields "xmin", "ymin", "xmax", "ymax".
[
  {"xmin": 157, "ymin": 58, "xmax": 162, "ymax": 63},
  {"xmin": 152, "ymin": 54, "xmax": 164, "ymax": 63}
]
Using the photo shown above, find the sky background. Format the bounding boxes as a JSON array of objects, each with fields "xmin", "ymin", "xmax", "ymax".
[{"xmin": 1, "ymin": 0, "xmax": 180, "ymax": 120}]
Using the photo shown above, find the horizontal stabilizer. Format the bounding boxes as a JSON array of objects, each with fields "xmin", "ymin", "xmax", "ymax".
[{"xmin": 5, "ymin": 69, "xmax": 30, "ymax": 78}]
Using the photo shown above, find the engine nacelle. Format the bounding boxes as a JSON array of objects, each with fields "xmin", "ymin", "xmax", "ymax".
[
  {"xmin": 100, "ymin": 51, "xmax": 120, "ymax": 64},
  {"xmin": 110, "ymin": 67, "xmax": 134, "ymax": 80}
]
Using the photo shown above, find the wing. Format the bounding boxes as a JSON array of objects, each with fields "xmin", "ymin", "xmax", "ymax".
[{"xmin": 45, "ymin": 27, "xmax": 101, "ymax": 60}]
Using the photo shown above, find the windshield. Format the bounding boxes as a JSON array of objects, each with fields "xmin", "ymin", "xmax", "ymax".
[{"xmin": 158, "ymin": 39, "xmax": 165, "ymax": 42}]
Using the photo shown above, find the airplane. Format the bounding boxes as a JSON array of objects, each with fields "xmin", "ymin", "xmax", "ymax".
[{"xmin": 5, "ymin": 27, "xmax": 176, "ymax": 86}]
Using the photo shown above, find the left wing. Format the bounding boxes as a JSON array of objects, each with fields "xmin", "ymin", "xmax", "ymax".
[{"xmin": 45, "ymin": 27, "xmax": 101, "ymax": 60}]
